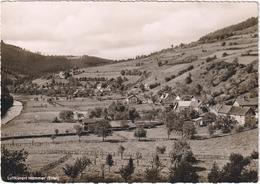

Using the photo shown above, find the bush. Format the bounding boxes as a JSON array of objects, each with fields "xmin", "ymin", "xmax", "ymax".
[
  {"xmin": 244, "ymin": 116, "xmax": 257, "ymax": 129},
  {"xmin": 156, "ymin": 146, "xmax": 166, "ymax": 154},
  {"xmin": 250, "ymin": 151, "xmax": 258, "ymax": 159},
  {"xmin": 59, "ymin": 110, "xmax": 74, "ymax": 121},
  {"xmin": 120, "ymin": 70, "xmax": 125, "ymax": 75},
  {"xmin": 165, "ymin": 75, "xmax": 176, "ymax": 82},
  {"xmin": 208, "ymin": 162, "xmax": 221, "ymax": 183},
  {"xmin": 158, "ymin": 61, "xmax": 162, "ymax": 67},
  {"xmin": 221, "ymin": 126, "xmax": 231, "ymax": 134},
  {"xmin": 208, "ymin": 124, "xmax": 215, "ymax": 136},
  {"xmin": 222, "ymin": 52, "xmax": 228, "ymax": 57},
  {"xmin": 149, "ymin": 82, "xmax": 160, "ymax": 89},
  {"xmin": 52, "ymin": 117, "xmax": 61, "ymax": 123},
  {"xmin": 185, "ymin": 75, "xmax": 192, "ymax": 84},
  {"xmin": 235, "ymin": 125, "xmax": 244, "ymax": 133},
  {"xmin": 169, "ymin": 139, "xmax": 196, "ymax": 163},
  {"xmin": 134, "ymin": 127, "xmax": 147, "ymax": 141},
  {"xmin": 169, "ymin": 160, "xmax": 198, "ymax": 183},
  {"xmin": 2, "ymin": 148, "xmax": 29, "ymax": 181},
  {"xmin": 206, "ymin": 55, "xmax": 217, "ymax": 62},
  {"xmin": 187, "ymin": 65, "xmax": 194, "ymax": 71},
  {"xmin": 182, "ymin": 121, "xmax": 196, "ymax": 139}
]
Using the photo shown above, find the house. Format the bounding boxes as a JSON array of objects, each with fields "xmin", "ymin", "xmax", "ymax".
[
  {"xmin": 210, "ymin": 104, "xmax": 255, "ymax": 126},
  {"xmin": 192, "ymin": 117, "xmax": 207, "ymax": 127},
  {"xmin": 160, "ymin": 93, "xmax": 176, "ymax": 107},
  {"xmin": 175, "ymin": 95, "xmax": 181, "ymax": 101},
  {"xmin": 229, "ymin": 106, "xmax": 255, "ymax": 126},
  {"xmin": 58, "ymin": 71, "xmax": 66, "ymax": 79},
  {"xmin": 175, "ymin": 100, "xmax": 192, "ymax": 111},
  {"xmin": 126, "ymin": 94, "xmax": 142, "ymax": 104},
  {"xmin": 73, "ymin": 111, "xmax": 86, "ymax": 121},
  {"xmin": 233, "ymin": 97, "xmax": 258, "ymax": 109},
  {"xmin": 190, "ymin": 99, "xmax": 202, "ymax": 111},
  {"xmin": 217, "ymin": 105, "xmax": 233, "ymax": 116}
]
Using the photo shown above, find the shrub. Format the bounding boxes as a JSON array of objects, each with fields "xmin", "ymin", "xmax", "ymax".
[
  {"xmin": 59, "ymin": 110, "xmax": 74, "ymax": 121},
  {"xmin": 250, "ymin": 151, "xmax": 258, "ymax": 159},
  {"xmin": 158, "ymin": 61, "xmax": 162, "ymax": 67},
  {"xmin": 1, "ymin": 148, "xmax": 29, "ymax": 181},
  {"xmin": 156, "ymin": 146, "xmax": 166, "ymax": 154},
  {"xmin": 149, "ymin": 82, "xmax": 160, "ymax": 89},
  {"xmin": 169, "ymin": 139, "xmax": 196, "ymax": 163},
  {"xmin": 221, "ymin": 42, "xmax": 226, "ymax": 46},
  {"xmin": 52, "ymin": 117, "xmax": 61, "ymax": 123},
  {"xmin": 244, "ymin": 116, "xmax": 257, "ymax": 129},
  {"xmin": 165, "ymin": 74, "xmax": 176, "ymax": 82},
  {"xmin": 208, "ymin": 124, "xmax": 215, "ymax": 136},
  {"xmin": 134, "ymin": 127, "xmax": 147, "ymax": 141},
  {"xmin": 208, "ymin": 162, "xmax": 221, "ymax": 183},
  {"xmin": 120, "ymin": 70, "xmax": 125, "ymax": 75},
  {"xmin": 119, "ymin": 157, "xmax": 135, "ymax": 182},
  {"xmin": 106, "ymin": 154, "xmax": 114, "ymax": 172},
  {"xmin": 222, "ymin": 52, "xmax": 228, "ymax": 57},
  {"xmin": 206, "ymin": 55, "xmax": 217, "ymax": 62},
  {"xmin": 235, "ymin": 125, "xmax": 244, "ymax": 133},
  {"xmin": 182, "ymin": 121, "xmax": 196, "ymax": 139},
  {"xmin": 185, "ymin": 75, "xmax": 192, "ymax": 84},
  {"xmin": 187, "ymin": 65, "xmax": 194, "ymax": 71},
  {"xmin": 169, "ymin": 159, "xmax": 198, "ymax": 183}
]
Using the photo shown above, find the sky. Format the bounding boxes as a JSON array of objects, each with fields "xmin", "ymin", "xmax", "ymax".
[{"xmin": 1, "ymin": 2, "xmax": 258, "ymax": 60}]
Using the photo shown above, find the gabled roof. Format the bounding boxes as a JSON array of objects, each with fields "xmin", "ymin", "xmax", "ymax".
[
  {"xmin": 128, "ymin": 94, "xmax": 139, "ymax": 99},
  {"xmin": 161, "ymin": 94, "xmax": 176, "ymax": 104},
  {"xmin": 235, "ymin": 97, "xmax": 258, "ymax": 106},
  {"xmin": 190, "ymin": 100, "xmax": 202, "ymax": 108},
  {"xmin": 218, "ymin": 105, "xmax": 232, "ymax": 114},
  {"xmin": 178, "ymin": 101, "xmax": 192, "ymax": 107},
  {"xmin": 229, "ymin": 106, "xmax": 254, "ymax": 116}
]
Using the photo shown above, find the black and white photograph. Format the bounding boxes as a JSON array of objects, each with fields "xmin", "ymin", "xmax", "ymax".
[{"xmin": 1, "ymin": 1, "xmax": 259, "ymax": 183}]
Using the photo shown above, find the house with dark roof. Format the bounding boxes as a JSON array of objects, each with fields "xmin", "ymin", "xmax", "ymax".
[
  {"xmin": 160, "ymin": 93, "xmax": 176, "ymax": 107},
  {"xmin": 125, "ymin": 94, "xmax": 142, "ymax": 104},
  {"xmin": 229, "ymin": 106, "xmax": 255, "ymax": 126},
  {"xmin": 210, "ymin": 104, "xmax": 255, "ymax": 126},
  {"xmin": 233, "ymin": 97, "xmax": 258, "ymax": 109}
]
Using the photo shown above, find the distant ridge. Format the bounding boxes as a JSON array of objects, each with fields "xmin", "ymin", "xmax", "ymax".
[{"xmin": 1, "ymin": 41, "xmax": 114, "ymax": 77}]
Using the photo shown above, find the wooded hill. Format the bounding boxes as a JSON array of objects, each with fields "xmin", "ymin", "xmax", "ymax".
[
  {"xmin": 199, "ymin": 17, "xmax": 258, "ymax": 42},
  {"xmin": 1, "ymin": 41, "xmax": 114, "ymax": 79}
]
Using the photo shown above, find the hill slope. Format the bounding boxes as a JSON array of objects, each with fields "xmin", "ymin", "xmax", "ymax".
[
  {"xmin": 199, "ymin": 17, "xmax": 258, "ymax": 42},
  {"xmin": 1, "ymin": 41, "xmax": 114, "ymax": 84}
]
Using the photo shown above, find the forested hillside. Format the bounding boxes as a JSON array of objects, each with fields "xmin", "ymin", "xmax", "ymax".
[
  {"xmin": 199, "ymin": 17, "xmax": 258, "ymax": 42},
  {"xmin": 1, "ymin": 41, "xmax": 114, "ymax": 85},
  {"xmin": 1, "ymin": 41, "xmax": 71, "ymax": 76},
  {"xmin": 1, "ymin": 84, "xmax": 14, "ymax": 117}
]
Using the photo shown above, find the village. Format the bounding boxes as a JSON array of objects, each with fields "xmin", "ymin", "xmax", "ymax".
[{"xmin": 1, "ymin": 11, "xmax": 259, "ymax": 183}]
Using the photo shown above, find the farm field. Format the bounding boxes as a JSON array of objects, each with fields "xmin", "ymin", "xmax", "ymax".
[{"xmin": 2, "ymin": 127, "xmax": 258, "ymax": 181}]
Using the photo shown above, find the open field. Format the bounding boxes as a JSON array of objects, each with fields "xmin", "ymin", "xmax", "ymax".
[
  {"xmin": 2, "ymin": 127, "xmax": 258, "ymax": 181},
  {"xmin": 2, "ymin": 95, "xmax": 258, "ymax": 182}
]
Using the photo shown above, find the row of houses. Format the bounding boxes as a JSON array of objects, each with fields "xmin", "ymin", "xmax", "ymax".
[{"xmin": 126, "ymin": 92, "xmax": 258, "ymax": 126}]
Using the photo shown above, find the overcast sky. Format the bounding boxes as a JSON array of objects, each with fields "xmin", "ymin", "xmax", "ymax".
[{"xmin": 2, "ymin": 2, "xmax": 258, "ymax": 59}]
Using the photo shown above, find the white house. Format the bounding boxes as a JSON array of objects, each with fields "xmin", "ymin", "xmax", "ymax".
[{"xmin": 229, "ymin": 106, "xmax": 255, "ymax": 126}]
